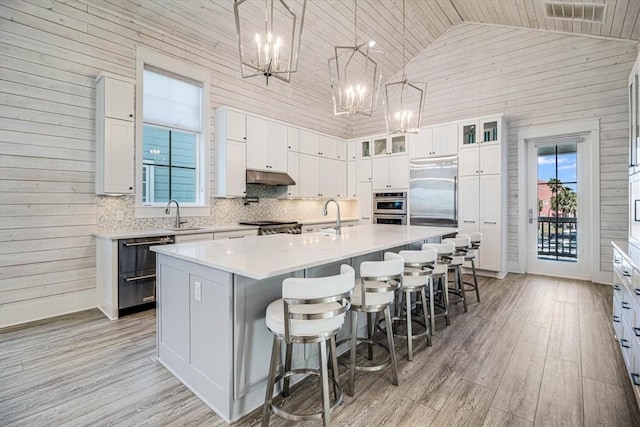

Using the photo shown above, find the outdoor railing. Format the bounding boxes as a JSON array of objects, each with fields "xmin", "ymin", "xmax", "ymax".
[{"xmin": 537, "ymin": 216, "xmax": 577, "ymax": 261}]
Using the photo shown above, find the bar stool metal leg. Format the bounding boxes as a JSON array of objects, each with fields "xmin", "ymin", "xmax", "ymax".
[
  {"xmin": 319, "ymin": 341, "xmax": 331, "ymax": 427},
  {"xmin": 282, "ymin": 342, "xmax": 293, "ymax": 397},
  {"xmin": 348, "ymin": 310, "xmax": 358, "ymax": 397},
  {"xmin": 420, "ymin": 287, "xmax": 432, "ymax": 347},
  {"xmin": 471, "ymin": 258, "xmax": 480, "ymax": 302},
  {"xmin": 405, "ymin": 289, "xmax": 413, "ymax": 360},
  {"xmin": 330, "ymin": 335, "xmax": 340, "ymax": 398},
  {"xmin": 262, "ymin": 336, "xmax": 280, "ymax": 427},
  {"xmin": 383, "ymin": 306, "xmax": 399, "ymax": 386}
]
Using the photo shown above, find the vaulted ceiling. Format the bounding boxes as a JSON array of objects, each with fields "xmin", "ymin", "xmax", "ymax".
[
  {"xmin": 86, "ymin": 0, "xmax": 639, "ymax": 134},
  {"xmin": 91, "ymin": 0, "xmax": 639, "ymax": 90}
]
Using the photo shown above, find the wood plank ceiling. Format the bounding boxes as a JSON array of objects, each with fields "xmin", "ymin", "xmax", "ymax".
[{"xmin": 85, "ymin": 0, "xmax": 639, "ymax": 114}]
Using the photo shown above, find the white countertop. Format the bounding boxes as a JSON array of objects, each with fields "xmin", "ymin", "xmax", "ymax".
[
  {"xmin": 152, "ymin": 224, "xmax": 457, "ymax": 280},
  {"xmin": 94, "ymin": 224, "xmax": 259, "ymax": 240}
]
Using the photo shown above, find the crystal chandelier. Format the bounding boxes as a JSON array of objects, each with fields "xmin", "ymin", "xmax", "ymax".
[
  {"xmin": 233, "ymin": 0, "xmax": 307, "ymax": 85},
  {"xmin": 384, "ymin": 0, "xmax": 426, "ymax": 134},
  {"xmin": 328, "ymin": 0, "xmax": 384, "ymax": 116}
]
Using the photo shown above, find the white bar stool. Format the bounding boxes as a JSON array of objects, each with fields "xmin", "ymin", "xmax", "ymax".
[
  {"xmin": 442, "ymin": 236, "xmax": 470, "ymax": 313},
  {"xmin": 347, "ymin": 252, "xmax": 404, "ymax": 397},
  {"xmin": 396, "ymin": 248, "xmax": 437, "ymax": 360},
  {"xmin": 262, "ymin": 265, "xmax": 355, "ymax": 427},
  {"xmin": 456, "ymin": 232, "xmax": 482, "ymax": 302},
  {"xmin": 422, "ymin": 242, "xmax": 455, "ymax": 328}
]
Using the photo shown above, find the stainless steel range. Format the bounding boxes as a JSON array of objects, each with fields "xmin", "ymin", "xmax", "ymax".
[{"xmin": 239, "ymin": 220, "xmax": 302, "ymax": 235}]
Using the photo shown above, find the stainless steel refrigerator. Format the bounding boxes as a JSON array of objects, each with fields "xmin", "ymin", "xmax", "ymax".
[{"xmin": 409, "ymin": 156, "xmax": 458, "ymax": 227}]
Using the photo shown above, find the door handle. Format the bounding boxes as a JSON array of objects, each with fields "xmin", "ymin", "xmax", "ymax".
[{"xmin": 528, "ymin": 209, "xmax": 533, "ymax": 224}]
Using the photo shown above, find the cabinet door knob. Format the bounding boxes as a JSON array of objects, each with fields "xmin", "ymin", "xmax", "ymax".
[
  {"xmin": 129, "ymin": 114, "xmax": 133, "ymax": 117},
  {"xmin": 129, "ymin": 187, "xmax": 133, "ymax": 190}
]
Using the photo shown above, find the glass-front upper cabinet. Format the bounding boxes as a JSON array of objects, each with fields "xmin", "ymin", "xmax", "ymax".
[
  {"xmin": 359, "ymin": 139, "xmax": 371, "ymax": 158},
  {"xmin": 459, "ymin": 117, "xmax": 503, "ymax": 148},
  {"xmin": 372, "ymin": 134, "xmax": 406, "ymax": 156}
]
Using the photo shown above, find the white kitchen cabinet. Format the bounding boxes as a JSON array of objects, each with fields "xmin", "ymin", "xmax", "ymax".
[
  {"xmin": 299, "ymin": 130, "xmax": 319, "ymax": 156},
  {"xmin": 347, "ymin": 161, "xmax": 357, "ymax": 198},
  {"xmin": 458, "ymin": 115, "xmax": 503, "ymax": 149},
  {"xmin": 457, "ymin": 115, "xmax": 507, "ymax": 275},
  {"xmin": 283, "ymin": 151, "xmax": 300, "ymax": 198},
  {"xmin": 357, "ymin": 158, "xmax": 372, "ymax": 183},
  {"xmin": 298, "ymin": 153, "xmax": 320, "ymax": 197},
  {"xmin": 335, "ymin": 160, "xmax": 347, "ymax": 198},
  {"xmin": 336, "ymin": 140, "xmax": 347, "ymax": 161},
  {"xmin": 372, "ymin": 155, "xmax": 408, "ymax": 190},
  {"xmin": 372, "ymin": 134, "xmax": 406, "ymax": 157},
  {"xmin": 215, "ymin": 108, "xmax": 247, "ymax": 197},
  {"xmin": 175, "ymin": 233, "xmax": 214, "ymax": 243},
  {"xmin": 226, "ymin": 110, "xmax": 247, "ymax": 142},
  {"xmin": 408, "ymin": 123, "xmax": 458, "ymax": 159},
  {"xmin": 347, "ymin": 140, "xmax": 358, "ymax": 161},
  {"xmin": 612, "ymin": 243, "xmax": 640, "ymax": 408},
  {"xmin": 357, "ymin": 181, "xmax": 372, "ymax": 222},
  {"xmin": 318, "ymin": 135, "xmax": 337, "ymax": 159},
  {"xmin": 95, "ymin": 74, "xmax": 135, "ymax": 195},
  {"xmin": 319, "ymin": 157, "xmax": 337, "ymax": 198},
  {"xmin": 246, "ymin": 117, "xmax": 287, "ymax": 173},
  {"xmin": 214, "ymin": 229, "xmax": 259, "ymax": 240},
  {"xmin": 459, "ymin": 144, "xmax": 501, "ymax": 176},
  {"xmin": 287, "ymin": 126, "xmax": 299, "ymax": 152},
  {"xmin": 358, "ymin": 138, "xmax": 372, "ymax": 159}
]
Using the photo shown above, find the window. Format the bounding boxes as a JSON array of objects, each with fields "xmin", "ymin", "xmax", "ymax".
[
  {"xmin": 135, "ymin": 47, "xmax": 210, "ymax": 216},
  {"xmin": 142, "ymin": 67, "xmax": 202, "ymax": 205}
]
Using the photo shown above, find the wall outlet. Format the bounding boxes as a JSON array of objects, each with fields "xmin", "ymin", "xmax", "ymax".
[
  {"xmin": 194, "ymin": 281, "xmax": 201, "ymax": 301},
  {"xmin": 116, "ymin": 210, "xmax": 124, "ymax": 221}
]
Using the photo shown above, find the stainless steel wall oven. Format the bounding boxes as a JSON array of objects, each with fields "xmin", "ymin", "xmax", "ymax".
[{"xmin": 373, "ymin": 192, "xmax": 407, "ymax": 225}]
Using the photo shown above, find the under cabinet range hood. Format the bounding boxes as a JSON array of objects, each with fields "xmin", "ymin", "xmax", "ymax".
[{"xmin": 246, "ymin": 169, "xmax": 296, "ymax": 186}]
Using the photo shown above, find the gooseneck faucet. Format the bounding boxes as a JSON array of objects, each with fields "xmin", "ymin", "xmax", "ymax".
[
  {"xmin": 165, "ymin": 199, "xmax": 182, "ymax": 229},
  {"xmin": 322, "ymin": 199, "xmax": 341, "ymax": 235}
]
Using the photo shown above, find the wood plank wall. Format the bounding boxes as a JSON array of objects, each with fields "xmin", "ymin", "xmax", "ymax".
[
  {"xmin": 0, "ymin": 0, "xmax": 351, "ymax": 327},
  {"xmin": 352, "ymin": 23, "xmax": 637, "ymax": 276}
]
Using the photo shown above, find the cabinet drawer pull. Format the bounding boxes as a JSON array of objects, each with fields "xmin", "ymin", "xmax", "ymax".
[
  {"xmin": 463, "ymin": 220, "xmax": 476, "ymax": 224},
  {"xmin": 632, "ymin": 373, "xmax": 640, "ymax": 386},
  {"xmin": 613, "ymin": 315, "xmax": 621, "ymax": 323},
  {"xmin": 228, "ymin": 235, "xmax": 245, "ymax": 239},
  {"xmin": 125, "ymin": 273, "xmax": 156, "ymax": 282},
  {"xmin": 622, "ymin": 302, "xmax": 632, "ymax": 310},
  {"xmin": 634, "ymin": 327, "xmax": 640, "ymax": 337},
  {"xmin": 483, "ymin": 221, "xmax": 497, "ymax": 225},
  {"xmin": 620, "ymin": 339, "xmax": 631, "ymax": 349},
  {"xmin": 613, "ymin": 284, "xmax": 621, "ymax": 291}
]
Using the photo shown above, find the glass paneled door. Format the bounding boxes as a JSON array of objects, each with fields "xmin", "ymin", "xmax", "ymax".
[{"xmin": 527, "ymin": 139, "xmax": 589, "ymax": 278}]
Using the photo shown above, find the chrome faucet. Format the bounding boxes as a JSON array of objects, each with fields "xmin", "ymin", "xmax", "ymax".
[
  {"xmin": 322, "ymin": 199, "xmax": 341, "ymax": 235},
  {"xmin": 165, "ymin": 199, "xmax": 184, "ymax": 229}
]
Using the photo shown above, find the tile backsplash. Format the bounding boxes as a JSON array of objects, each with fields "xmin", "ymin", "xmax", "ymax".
[{"xmin": 97, "ymin": 187, "xmax": 357, "ymax": 232}]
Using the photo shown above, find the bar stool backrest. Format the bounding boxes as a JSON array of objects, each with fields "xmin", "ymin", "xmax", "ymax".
[
  {"xmin": 422, "ymin": 242, "xmax": 455, "ymax": 259},
  {"xmin": 359, "ymin": 252, "xmax": 404, "ymax": 307},
  {"xmin": 442, "ymin": 236, "xmax": 471, "ymax": 251},
  {"xmin": 281, "ymin": 264, "xmax": 355, "ymax": 341},
  {"xmin": 399, "ymin": 249, "xmax": 436, "ymax": 287}
]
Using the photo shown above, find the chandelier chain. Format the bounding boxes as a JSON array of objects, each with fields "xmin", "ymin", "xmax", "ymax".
[
  {"xmin": 354, "ymin": 0, "xmax": 358, "ymax": 46},
  {"xmin": 402, "ymin": 0, "xmax": 406, "ymax": 80}
]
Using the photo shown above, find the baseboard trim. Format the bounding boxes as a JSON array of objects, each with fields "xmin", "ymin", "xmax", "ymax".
[{"xmin": 0, "ymin": 289, "xmax": 97, "ymax": 328}]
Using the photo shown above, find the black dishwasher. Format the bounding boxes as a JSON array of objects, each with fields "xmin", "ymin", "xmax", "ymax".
[{"xmin": 118, "ymin": 235, "xmax": 174, "ymax": 316}]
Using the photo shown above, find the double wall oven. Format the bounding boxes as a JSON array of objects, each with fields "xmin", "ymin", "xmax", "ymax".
[{"xmin": 373, "ymin": 192, "xmax": 407, "ymax": 225}]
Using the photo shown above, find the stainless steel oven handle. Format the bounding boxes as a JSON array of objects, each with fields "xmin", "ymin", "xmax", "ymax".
[
  {"xmin": 123, "ymin": 239, "xmax": 174, "ymax": 247},
  {"xmin": 125, "ymin": 273, "xmax": 157, "ymax": 282}
]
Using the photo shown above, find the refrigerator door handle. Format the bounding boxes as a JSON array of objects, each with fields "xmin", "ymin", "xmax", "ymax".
[{"xmin": 454, "ymin": 175, "xmax": 458, "ymax": 224}]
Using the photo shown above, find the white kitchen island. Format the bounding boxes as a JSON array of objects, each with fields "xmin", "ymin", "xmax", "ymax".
[{"xmin": 151, "ymin": 224, "xmax": 457, "ymax": 422}]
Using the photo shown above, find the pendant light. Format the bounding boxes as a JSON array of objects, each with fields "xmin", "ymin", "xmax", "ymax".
[
  {"xmin": 328, "ymin": 0, "xmax": 384, "ymax": 116},
  {"xmin": 384, "ymin": 0, "xmax": 426, "ymax": 134},
  {"xmin": 233, "ymin": 0, "xmax": 307, "ymax": 85}
]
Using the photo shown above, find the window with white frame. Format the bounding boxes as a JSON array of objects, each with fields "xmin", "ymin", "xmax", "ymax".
[{"xmin": 141, "ymin": 67, "xmax": 203, "ymax": 205}]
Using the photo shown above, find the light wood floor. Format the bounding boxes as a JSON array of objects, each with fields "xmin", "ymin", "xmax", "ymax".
[{"xmin": 1, "ymin": 274, "xmax": 639, "ymax": 426}]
